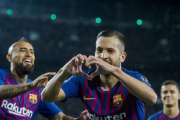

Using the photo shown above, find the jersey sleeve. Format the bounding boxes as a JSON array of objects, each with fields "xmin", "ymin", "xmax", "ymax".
[
  {"xmin": 61, "ymin": 76, "xmax": 82, "ymax": 101},
  {"xmin": 131, "ymin": 71, "xmax": 152, "ymax": 88},
  {"xmin": 38, "ymin": 101, "xmax": 62, "ymax": 119}
]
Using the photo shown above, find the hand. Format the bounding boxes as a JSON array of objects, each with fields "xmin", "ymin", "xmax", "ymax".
[
  {"xmin": 79, "ymin": 110, "xmax": 88, "ymax": 120},
  {"xmin": 32, "ymin": 72, "xmax": 56, "ymax": 88},
  {"xmin": 61, "ymin": 54, "xmax": 91, "ymax": 79},
  {"xmin": 86, "ymin": 55, "xmax": 115, "ymax": 80}
]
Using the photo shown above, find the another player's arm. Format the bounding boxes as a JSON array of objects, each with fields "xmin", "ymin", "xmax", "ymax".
[
  {"xmin": 41, "ymin": 55, "xmax": 90, "ymax": 102},
  {"xmin": 0, "ymin": 72, "xmax": 55, "ymax": 100},
  {"xmin": 112, "ymin": 67, "xmax": 157, "ymax": 105},
  {"xmin": 57, "ymin": 111, "xmax": 87, "ymax": 120},
  {"xmin": 41, "ymin": 69, "xmax": 70, "ymax": 102}
]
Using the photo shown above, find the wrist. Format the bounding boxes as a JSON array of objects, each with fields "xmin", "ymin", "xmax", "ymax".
[
  {"xmin": 112, "ymin": 66, "xmax": 122, "ymax": 77},
  {"xmin": 27, "ymin": 82, "xmax": 34, "ymax": 89},
  {"xmin": 58, "ymin": 68, "xmax": 71, "ymax": 77}
]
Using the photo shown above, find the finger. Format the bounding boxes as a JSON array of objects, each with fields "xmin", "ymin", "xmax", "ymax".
[
  {"xmin": 74, "ymin": 56, "xmax": 80, "ymax": 65},
  {"xmin": 86, "ymin": 56, "xmax": 97, "ymax": 68},
  {"xmin": 82, "ymin": 73, "xmax": 91, "ymax": 80},
  {"xmin": 78, "ymin": 64, "xmax": 83, "ymax": 73},
  {"xmin": 43, "ymin": 72, "xmax": 56, "ymax": 77},
  {"xmin": 77, "ymin": 54, "xmax": 86, "ymax": 64},
  {"xmin": 83, "ymin": 55, "xmax": 88, "ymax": 63},
  {"xmin": 87, "ymin": 60, "xmax": 99, "ymax": 67},
  {"xmin": 82, "ymin": 110, "xmax": 88, "ymax": 115}
]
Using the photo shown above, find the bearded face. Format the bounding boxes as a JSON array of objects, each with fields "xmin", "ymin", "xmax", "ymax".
[
  {"xmin": 8, "ymin": 41, "xmax": 35, "ymax": 76},
  {"xmin": 14, "ymin": 61, "xmax": 34, "ymax": 75}
]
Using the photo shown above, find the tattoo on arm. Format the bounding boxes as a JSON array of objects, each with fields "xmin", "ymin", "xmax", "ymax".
[{"xmin": 0, "ymin": 83, "xmax": 33, "ymax": 100}]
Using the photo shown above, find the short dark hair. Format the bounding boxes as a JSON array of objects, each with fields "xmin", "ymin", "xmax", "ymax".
[
  {"xmin": 97, "ymin": 30, "xmax": 125, "ymax": 52},
  {"xmin": 161, "ymin": 80, "xmax": 180, "ymax": 93}
]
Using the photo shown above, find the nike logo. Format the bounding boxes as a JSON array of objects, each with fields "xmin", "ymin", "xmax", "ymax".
[{"xmin": 83, "ymin": 96, "xmax": 95, "ymax": 100}]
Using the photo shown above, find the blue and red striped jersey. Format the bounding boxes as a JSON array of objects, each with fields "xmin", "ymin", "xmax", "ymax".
[
  {"xmin": 62, "ymin": 68, "xmax": 153, "ymax": 120},
  {"xmin": 0, "ymin": 69, "xmax": 61, "ymax": 120},
  {"xmin": 148, "ymin": 110, "xmax": 180, "ymax": 120}
]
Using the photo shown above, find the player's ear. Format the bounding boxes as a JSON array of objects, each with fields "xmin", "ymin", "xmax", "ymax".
[
  {"xmin": 120, "ymin": 52, "xmax": 127, "ymax": 63},
  {"xmin": 6, "ymin": 54, "xmax": 12, "ymax": 62},
  {"xmin": 178, "ymin": 93, "xmax": 180, "ymax": 100}
]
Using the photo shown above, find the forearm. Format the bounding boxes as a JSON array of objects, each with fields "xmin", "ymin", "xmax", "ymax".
[
  {"xmin": 112, "ymin": 67, "xmax": 157, "ymax": 105},
  {"xmin": 41, "ymin": 69, "xmax": 70, "ymax": 102},
  {"xmin": 53, "ymin": 112, "xmax": 77, "ymax": 120},
  {"xmin": 0, "ymin": 83, "xmax": 33, "ymax": 100}
]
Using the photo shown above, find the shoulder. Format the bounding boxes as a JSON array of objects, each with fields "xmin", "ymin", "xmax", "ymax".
[
  {"xmin": 0, "ymin": 69, "xmax": 8, "ymax": 75},
  {"xmin": 0, "ymin": 69, "xmax": 8, "ymax": 79},
  {"xmin": 148, "ymin": 110, "xmax": 163, "ymax": 120},
  {"xmin": 122, "ymin": 67, "xmax": 149, "ymax": 83},
  {"xmin": 122, "ymin": 67, "xmax": 142, "ymax": 77}
]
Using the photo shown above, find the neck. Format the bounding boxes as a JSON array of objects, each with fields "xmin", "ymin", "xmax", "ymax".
[
  {"xmin": 100, "ymin": 75, "xmax": 118, "ymax": 91},
  {"xmin": 163, "ymin": 105, "xmax": 179, "ymax": 118},
  {"xmin": 9, "ymin": 68, "xmax": 28, "ymax": 85}
]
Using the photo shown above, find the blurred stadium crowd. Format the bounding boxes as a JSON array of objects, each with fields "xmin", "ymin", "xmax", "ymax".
[{"xmin": 0, "ymin": 0, "xmax": 180, "ymax": 119}]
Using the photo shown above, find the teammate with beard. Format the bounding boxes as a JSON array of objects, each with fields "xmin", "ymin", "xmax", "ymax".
[
  {"xmin": 148, "ymin": 80, "xmax": 180, "ymax": 120},
  {"xmin": 41, "ymin": 30, "xmax": 157, "ymax": 120},
  {"xmin": 0, "ymin": 38, "xmax": 83, "ymax": 120}
]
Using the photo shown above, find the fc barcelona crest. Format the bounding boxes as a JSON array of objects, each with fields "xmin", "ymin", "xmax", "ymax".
[
  {"xmin": 29, "ymin": 94, "xmax": 37, "ymax": 104},
  {"xmin": 113, "ymin": 94, "xmax": 122, "ymax": 107}
]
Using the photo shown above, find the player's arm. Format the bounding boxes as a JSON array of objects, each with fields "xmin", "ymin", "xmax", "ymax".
[
  {"xmin": 86, "ymin": 56, "xmax": 157, "ymax": 105},
  {"xmin": 51, "ymin": 111, "xmax": 87, "ymax": 120},
  {"xmin": 41, "ymin": 69, "xmax": 70, "ymax": 102},
  {"xmin": 0, "ymin": 72, "xmax": 55, "ymax": 100},
  {"xmin": 41, "ymin": 54, "xmax": 90, "ymax": 102},
  {"xmin": 112, "ymin": 68, "xmax": 157, "ymax": 105}
]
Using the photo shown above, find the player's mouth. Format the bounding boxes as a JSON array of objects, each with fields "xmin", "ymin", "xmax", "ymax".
[
  {"xmin": 23, "ymin": 59, "xmax": 32, "ymax": 65},
  {"xmin": 165, "ymin": 97, "xmax": 172, "ymax": 102}
]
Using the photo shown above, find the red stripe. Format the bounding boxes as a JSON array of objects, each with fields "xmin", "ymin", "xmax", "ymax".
[
  {"xmin": 5, "ymin": 74, "xmax": 11, "ymax": 84},
  {"xmin": 8, "ymin": 97, "xmax": 17, "ymax": 120},
  {"xmin": 19, "ymin": 93, "xmax": 26, "ymax": 119},
  {"xmin": 128, "ymin": 91, "xmax": 137, "ymax": 120},
  {"xmin": 91, "ymin": 80, "xmax": 99, "ymax": 115},
  {"xmin": 82, "ymin": 80, "xmax": 92, "ymax": 112},
  {"xmin": 120, "ymin": 85, "xmax": 129, "ymax": 120},
  {"xmin": 103, "ymin": 91, "xmax": 111, "ymax": 115},
  {"xmin": 158, "ymin": 113, "xmax": 161, "ymax": 119},
  {"xmin": 32, "ymin": 88, "xmax": 39, "ymax": 115},
  {"xmin": 26, "ymin": 91, "xmax": 31, "ymax": 119},
  {"xmin": 178, "ymin": 114, "xmax": 180, "ymax": 120},
  {"xmin": 163, "ymin": 114, "xmax": 166, "ymax": 120}
]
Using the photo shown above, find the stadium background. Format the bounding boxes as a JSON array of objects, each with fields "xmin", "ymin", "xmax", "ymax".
[{"xmin": 0, "ymin": 0, "xmax": 180, "ymax": 119}]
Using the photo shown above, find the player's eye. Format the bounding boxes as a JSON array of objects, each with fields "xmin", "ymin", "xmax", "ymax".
[
  {"xmin": 108, "ymin": 50, "xmax": 114, "ymax": 53},
  {"xmin": 170, "ymin": 91, "xmax": 175, "ymax": 94},
  {"xmin": 20, "ymin": 49, "xmax": 26, "ymax": 52},
  {"xmin": 96, "ymin": 49, "xmax": 102, "ymax": 53},
  {"xmin": 30, "ymin": 51, "xmax": 34, "ymax": 54}
]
